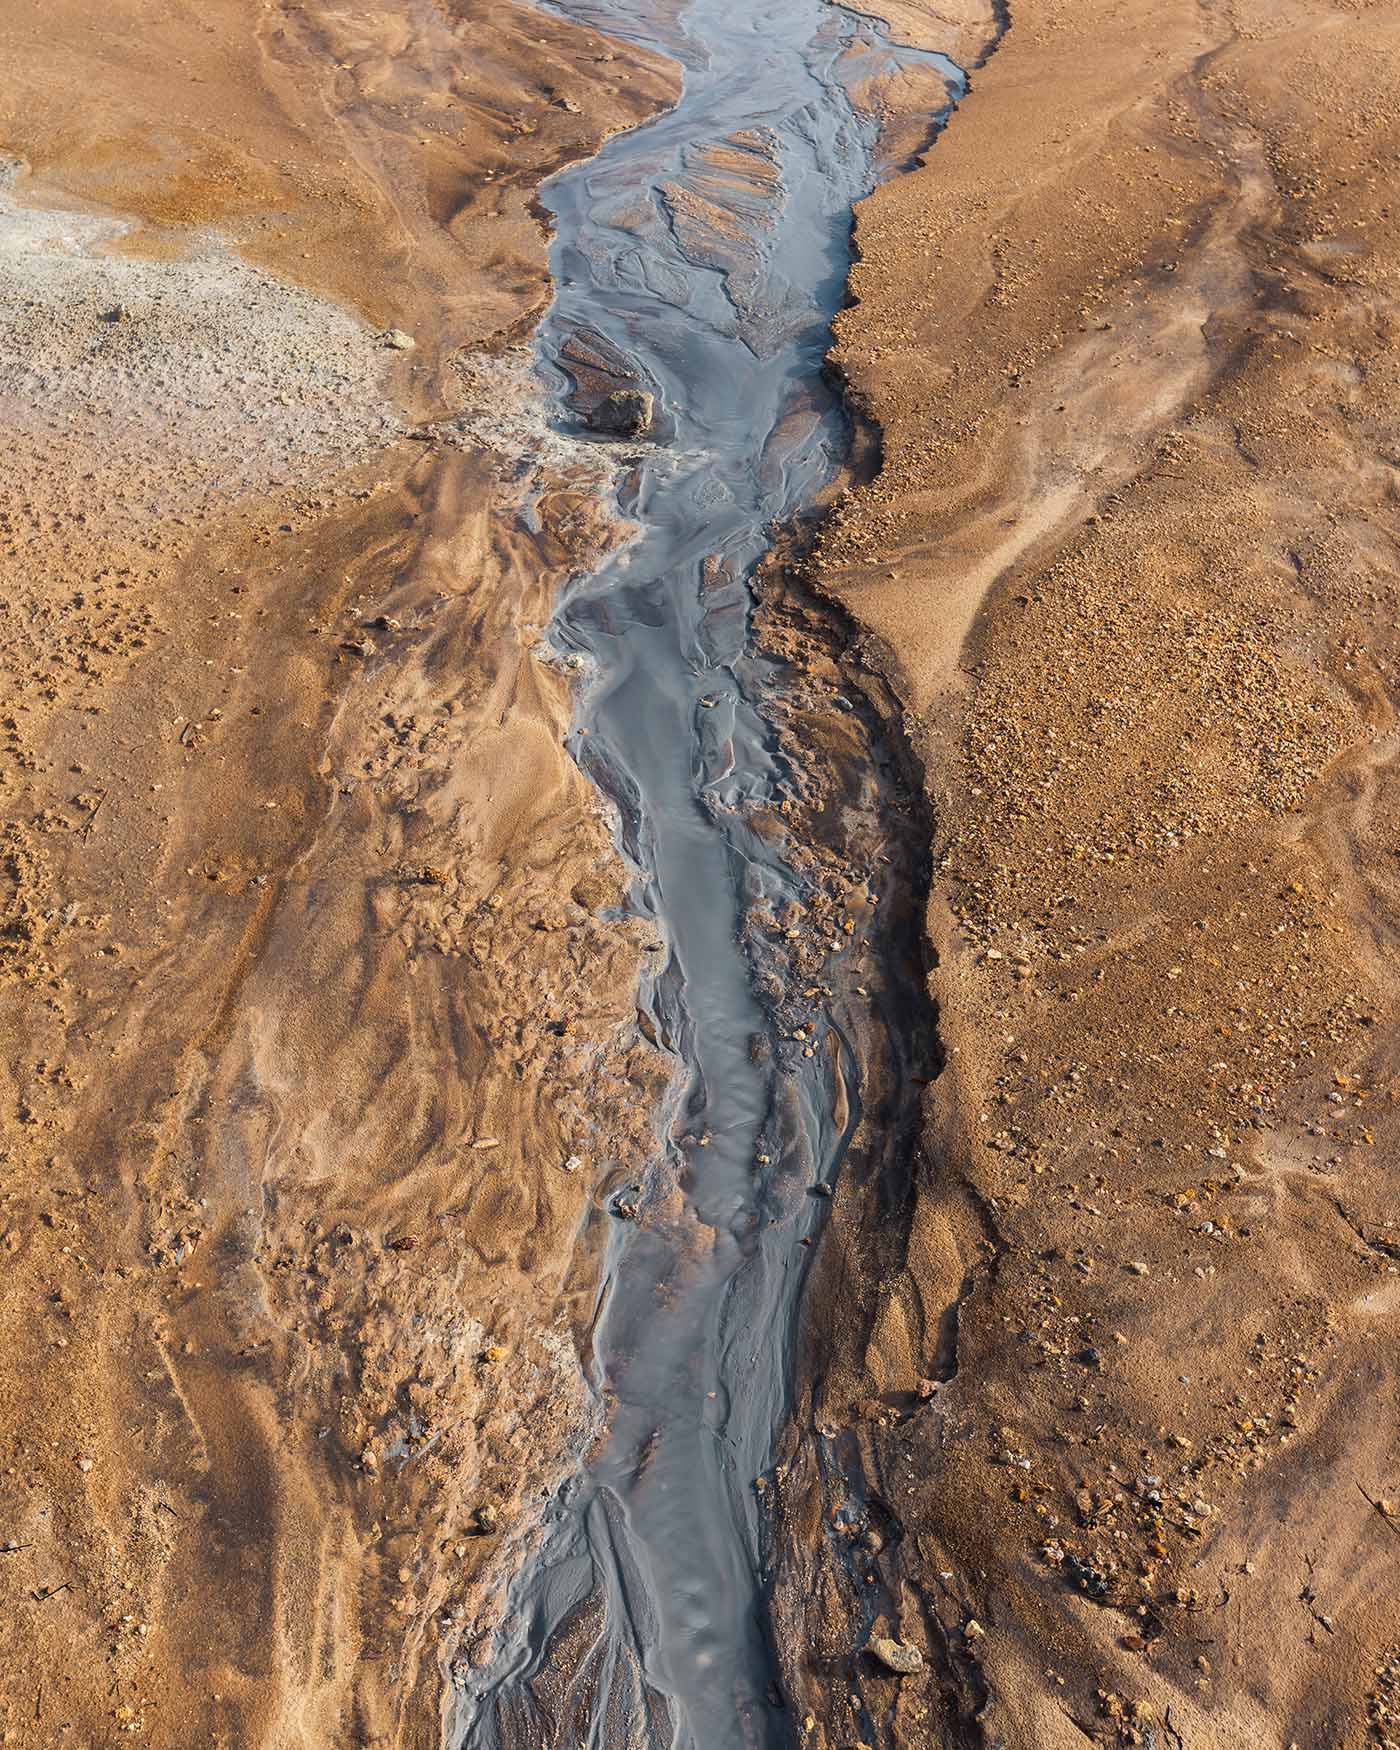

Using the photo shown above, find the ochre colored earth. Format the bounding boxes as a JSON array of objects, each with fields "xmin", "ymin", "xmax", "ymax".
[{"xmin": 2, "ymin": 0, "xmax": 1399, "ymax": 1744}]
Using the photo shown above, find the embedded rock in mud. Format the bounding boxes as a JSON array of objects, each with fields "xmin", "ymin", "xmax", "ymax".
[{"xmin": 587, "ymin": 386, "xmax": 656, "ymax": 435}]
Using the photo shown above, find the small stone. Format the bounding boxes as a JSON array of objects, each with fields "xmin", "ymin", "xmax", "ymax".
[
  {"xmin": 1127, "ymin": 1260, "xmax": 1150, "ymax": 1276},
  {"xmin": 474, "ymin": 1504, "xmax": 500, "ymax": 1535},
  {"xmin": 868, "ymin": 1636, "xmax": 923, "ymax": 1674},
  {"xmin": 964, "ymin": 1619, "xmax": 985, "ymax": 1641},
  {"xmin": 383, "ymin": 329, "xmax": 416, "ymax": 351}
]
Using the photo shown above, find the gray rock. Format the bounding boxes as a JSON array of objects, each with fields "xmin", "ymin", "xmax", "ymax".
[
  {"xmin": 587, "ymin": 388, "xmax": 654, "ymax": 437},
  {"xmin": 868, "ymin": 1636, "xmax": 923, "ymax": 1675}
]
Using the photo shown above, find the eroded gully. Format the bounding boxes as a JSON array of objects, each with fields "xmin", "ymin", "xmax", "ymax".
[{"xmin": 449, "ymin": 3, "xmax": 958, "ymax": 1745}]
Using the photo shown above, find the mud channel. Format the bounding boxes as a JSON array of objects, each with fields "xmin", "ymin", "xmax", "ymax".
[{"xmin": 452, "ymin": 3, "xmax": 959, "ymax": 1744}]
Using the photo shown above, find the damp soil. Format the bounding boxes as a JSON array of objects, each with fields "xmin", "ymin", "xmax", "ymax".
[{"xmin": 448, "ymin": 2, "xmax": 958, "ymax": 1746}]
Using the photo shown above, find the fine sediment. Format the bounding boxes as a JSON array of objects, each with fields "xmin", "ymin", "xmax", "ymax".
[
  {"xmin": 776, "ymin": 0, "xmax": 1400, "ymax": 1743},
  {"xmin": 5, "ymin": 0, "xmax": 1400, "ymax": 1744},
  {"xmin": 444, "ymin": 6, "xmax": 967, "ymax": 1744},
  {"xmin": 0, "ymin": 3, "xmax": 680, "ymax": 1744}
]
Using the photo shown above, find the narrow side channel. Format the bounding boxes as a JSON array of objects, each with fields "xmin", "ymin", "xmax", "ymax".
[{"xmin": 449, "ymin": 4, "xmax": 960, "ymax": 1745}]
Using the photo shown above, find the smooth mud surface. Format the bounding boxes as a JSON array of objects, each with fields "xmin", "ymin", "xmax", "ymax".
[{"xmin": 452, "ymin": 5, "xmax": 955, "ymax": 1745}]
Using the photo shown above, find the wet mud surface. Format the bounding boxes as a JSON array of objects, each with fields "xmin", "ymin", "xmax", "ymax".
[
  {"xmin": 450, "ymin": 3, "xmax": 956, "ymax": 1745},
  {"xmin": 9, "ymin": 0, "xmax": 1397, "ymax": 1741}
]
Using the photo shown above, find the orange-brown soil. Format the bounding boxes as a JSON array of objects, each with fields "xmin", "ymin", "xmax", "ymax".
[
  {"xmin": 5, "ymin": 0, "xmax": 1400, "ymax": 1743},
  {"xmin": 775, "ymin": 0, "xmax": 1400, "ymax": 1743},
  {"xmin": 0, "ymin": 3, "xmax": 679, "ymax": 1745}
]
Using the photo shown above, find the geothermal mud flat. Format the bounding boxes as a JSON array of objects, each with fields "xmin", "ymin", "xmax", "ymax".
[
  {"xmin": 10, "ymin": 0, "xmax": 1399, "ymax": 1740},
  {"xmin": 451, "ymin": 2, "xmax": 956, "ymax": 1744}
]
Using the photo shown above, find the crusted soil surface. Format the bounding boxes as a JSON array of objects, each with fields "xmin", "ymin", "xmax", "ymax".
[
  {"xmin": 5, "ymin": 0, "xmax": 1400, "ymax": 1745},
  {"xmin": 775, "ymin": 0, "xmax": 1400, "ymax": 1744},
  {"xmin": 0, "ymin": 2, "xmax": 678, "ymax": 1745}
]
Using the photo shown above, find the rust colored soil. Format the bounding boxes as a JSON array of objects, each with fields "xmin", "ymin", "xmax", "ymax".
[
  {"xmin": 0, "ymin": 2, "xmax": 677, "ymax": 1745},
  {"xmin": 775, "ymin": 0, "xmax": 1400, "ymax": 1744},
  {"xmin": 4, "ymin": 0, "xmax": 1400, "ymax": 1744}
]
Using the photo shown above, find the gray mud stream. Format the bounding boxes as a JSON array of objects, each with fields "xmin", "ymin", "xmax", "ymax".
[{"xmin": 451, "ymin": 4, "xmax": 957, "ymax": 1745}]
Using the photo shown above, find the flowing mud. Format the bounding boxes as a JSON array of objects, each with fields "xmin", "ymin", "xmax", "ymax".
[
  {"xmin": 451, "ymin": 3, "xmax": 956, "ymax": 1745},
  {"xmin": 9, "ymin": 0, "xmax": 1400, "ymax": 1741}
]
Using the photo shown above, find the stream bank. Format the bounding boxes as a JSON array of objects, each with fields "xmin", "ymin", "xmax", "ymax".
[{"xmin": 448, "ymin": 1, "xmax": 960, "ymax": 1744}]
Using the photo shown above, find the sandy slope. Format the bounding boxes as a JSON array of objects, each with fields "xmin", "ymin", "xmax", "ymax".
[
  {"xmin": 0, "ymin": 3, "xmax": 677, "ymax": 1744},
  {"xmin": 5, "ymin": 0, "xmax": 1400, "ymax": 1743},
  {"xmin": 779, "ymin": 0, "xmax": 1400, "ymax": 1742}
]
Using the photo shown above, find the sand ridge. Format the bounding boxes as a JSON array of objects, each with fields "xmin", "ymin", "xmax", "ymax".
[
  {"xmin": 0, "ymin": 1, "xmax": 679, "ymax": 1743},
  {"xmin": 776, "ymin": 0, "xmax": 1400, "ymax": 1742}
]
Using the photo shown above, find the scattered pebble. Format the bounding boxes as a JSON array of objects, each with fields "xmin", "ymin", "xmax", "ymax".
[{"xmin": 868, "ymin": 1635, "xmax": 923, "ymax": 1675}]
